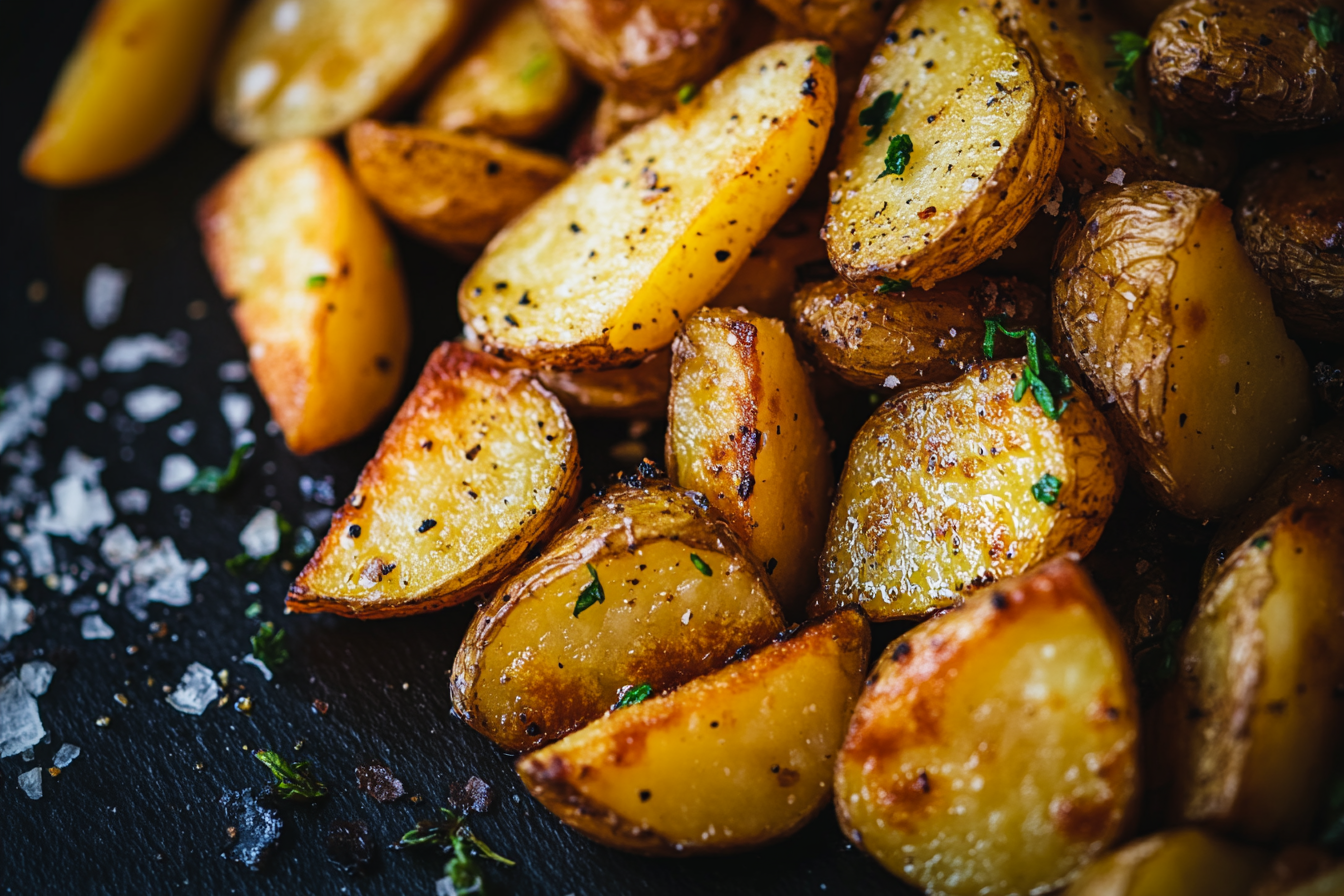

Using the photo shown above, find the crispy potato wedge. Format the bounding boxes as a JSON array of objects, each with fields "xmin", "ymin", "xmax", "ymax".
[
  {"xmin": 419, "ymin": 0, "xmax": 578, "ymax": 140},
  {"xmin": 537, "ymin": 350, "xmax": 671, "ymax": 418},
  {"xmin": 287, "ymin": 344, "xmax": 580, "ymax": 618},
  {"xmin": 21, "ymin": 0, "xmax": 231, "ymax": 187},
  {"xmin": 346, "ymin": 121, "xmax": 570, "ymax": 250},
  {"xmin": 213, "ymin": 0, "xmax": 471, "ymax": 144},
  {"xmin": 1063, "ymin": 829, "xmax": 1269, "ymax": 896},
  {"xmin": 789, "ymin": 273, "xmax": 1048, "ymax": 391},
  {"xmin": 1236, "ymin": 143, "xmax": 1344, "ymax": 343},
  {"xmin": 1165, "ymin": 504, "xmax": 1344, "ymax": 842},
  {"xmin": 459, "ymin": 41, "xmax": 836, "ymax": 369},
  {"xmin": 755, "ymin": 0, "xmax": 898, "ymax": 54},
  {"xmin": 823, "ymin": 0, "xmax": 1064, "ymax": 289},
  {"xmin": 666, "ymin": 308, "xmax": 833, "ymax": 615},
  {"xmin": 710, "ymin": 204, "xmax": 829, "ymax": 319},
  {"xmin": 815, "ymin": 358, "xmax": 1124, "ymax": 621},
  {"xmin": 1146, "ymin": 0, "xmax": 1344, "ymax": 132},
  {"xmin": 1054, "ymin": 181, "xmax": 1312, "ymax": 519},
  {"xmin": 836, "ymin": 558, "xmax": 1139, "ymax": 895},
  {"xmin": 197, "ymin": 138, "xmax": 408, "ymax": 455},
  {"xmin": 517, "ymin": 606, "xmax": 870, "ymax": 855},
  {"xmin": 452, "ymin": 478, "xmax": 786, "ymax": 753}
]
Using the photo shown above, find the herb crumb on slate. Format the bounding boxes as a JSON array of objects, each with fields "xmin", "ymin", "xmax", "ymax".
[{"xmin": 255, "ymin": 749, "xmax": 328, "ymax": 801}]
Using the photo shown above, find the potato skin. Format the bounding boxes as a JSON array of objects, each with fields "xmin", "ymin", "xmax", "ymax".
[
  {"xmin": 755, "ymin": 0, "xmax": 899, "ymax": 54},
  {"xmin": 1236, "ymin": 143, "xmax": 1344, "ymax": 343},
  {"xmin": 1146, "ymin": 0, "xmax": 1344, "ymax": 131},
  {"xmin": 537, "ymin": 349, "xmax": 672, "ymax": 418},
  {"xmin": 1063, "ymin": 829, "xmax": 1269, "ymax": 896}
]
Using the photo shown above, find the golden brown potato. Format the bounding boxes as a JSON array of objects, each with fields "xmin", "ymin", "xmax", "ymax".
[
  {"xmin": 789, "ymin": 273, "xmax": 1048, "ymax": 391},
  {"xmin": 1054, "ymin": 181, "xmax": 1312, "ymax": 519},
  {"xmin": 1165, "ymin": 504, "xmax": 1344, "ymax": 842},
  {"xmin": 1064, "ymin": 829, "xmax": 1269, "ymax": 896},
  {"xmin": 213, "ymin": 0, "xmax": 471, "ymax": 144},
  {"xmin": 666, "ymin": 307, "xmax": 833, "ymax": 615},
  {"xmin": 710, "ymin": 204, "xmax": 829, "ymax": 320},
  {"xmin": 346, "ymin": 121, "xmax": 570, "ymax": 250},
  {"xmin": 286, "ymin": 343, "xmax": 580, "ymax": 618},
  {"xmin": 537, "ymin": 350, "xmax": 672, "ymax": 418},
  {"xmin": 836, "ymin": 558, "xmax": 1139, "ymax": 896},
  {"xmin": 755, "ymin": 0, "xmax": 898, "ymax": 54},
  {"xmin": 823, "ymin": 0, "xmax": 1064, "ymax": 290},
  {"xmin": 1252, "ymin": 847, "xmax": 1344, "ymax": 896},
  {"xmin": 517, "ymin": 606, "xmax": 870, "ymax": 855},
  {"xmin": 459, "ymin": 41, "xmax": 836, "ymax": 369},
  {"xmin": 452, "ymin": 478, "xmax": 786, "ymax": 753},
  {"xmin": 21, "ymin": 0, "xmax": 231, "ymax": 187},
  {"xmin": 1146, "ymin": 0, "xmax": 1344, "ymax": 131},
  {"xmin": 815, "ymin": 358, "xmax": 1124, "ymax": 621},
  {"xmin": 1236, "ymin": 143, "xmax": 1344, "ymax": 343},
  {"xmin": 197, "ymin": 138, "xmax": 408, "ymax": 455}
]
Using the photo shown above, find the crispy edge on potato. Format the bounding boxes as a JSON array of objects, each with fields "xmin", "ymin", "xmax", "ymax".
[
  {"xmin": 516, "ymin": 606, "xmax": 870, "ymax": 855},
  {"xmin": 1063, "ymin": 829, "xmax": 1269, "ymax": 896}
]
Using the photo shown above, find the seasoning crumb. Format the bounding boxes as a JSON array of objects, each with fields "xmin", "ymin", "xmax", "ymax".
[
  {"xmin": 356, "ymin": 762, "xmax": 405, "ymax": 803},
  {"xmin": 114, "ymin": 693, "xmax": 129, "ymax": 707},
  {"xmin": 445, "ymin": 775, "xmax": 494, "ymax": 814},
  {"xmin": 95, "ymin": 716, "xmax": 111, "ymax": 727}
]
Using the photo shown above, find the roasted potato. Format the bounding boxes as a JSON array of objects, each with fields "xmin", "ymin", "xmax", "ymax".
[
  {"xmin": 452, "ymin": 478, "xmax": 786, "ymax": 753},
  {"xmin": 822, "ymin": 0, "xmax": 1064, "ymax": 290},
  {"xmin": 754, "ymin": 0, "xmax": 898, "ymax": 54},
  {"xmin": 1236, "ymin": 143, "xmax": 1344, "ymax": 343},
  {"xmin": 835, "ymin": 558, "xmax": 1139, "ymax": 896},
  {"xmin": 459, "ymin": 41, "xmax": 836, "ymax": 369},
  {"xmin": 537, "ymin": 350, "xmax": 672, "ymax": 418},
  {"xmin": 1063, "ymin": 829, "xmax": 1269, "ymax": 896},
  {"xmin": 1165, "ymin": 504, "xmax": 1344, "ymax": 842},
  {"xmin": 789, "ymin": 273, "xmax": 1048, "ymax": 391},
  {"xmin": 213, "ymin": 0, "xmax": 471, "ymax": 144},
  {"xmin": 710, "ymin": 204, "xmax": 829, "ymax": 320},
  {"xmin": 583, "ymin": 91, "xmax": 673, "ymax": 157},
  {"xmin": 1146, "ymin": 0, "xmax": 1344, "ymax": 131},
  {"xmin": 197, "ymin": 138, "xmax": 409, "ymax": 455},
  {"xmin": 517, "ymin": 606, "xmax": 870, "ymax": 855},
  {"xmin": 666, "ymin": 307, "xmax": 833, "ymax": 615},
  {"xmin": 1252, "ymin": 847, "xmax": 1344, "ymax": 896},
  {"xmin": 815, "ymin": 358, "xmax": 1124, "ymax": 621},
  {"xmin": 286, "ymin": 343, "xmax": 579, "ymax": 617},
  {"xmin": 21, "ymin": 0, "xmax": 231, "ymax": 187},
  {"xmin": 1054, "ymin": 181, "xmax": 1312, "ymax": 519},
  {"xmin": 347, "ymin": 121, "xmax": 570, "ymax": 250}
]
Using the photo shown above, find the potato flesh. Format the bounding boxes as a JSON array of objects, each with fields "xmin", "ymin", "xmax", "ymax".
[
  {"xmin": 458, "ymin": 41, "xmax": 835, "ymax": 369},
  {"xmin": 537, "ymin": 350, "xmax": 672, "ymax": 418},
  {"xmin": 1063, "ymin": 830, "xmax": 1267, "ymax": 896},
  {"xmin": 710, "ymin": 205, "xmax": 828, "ymax": 319}
]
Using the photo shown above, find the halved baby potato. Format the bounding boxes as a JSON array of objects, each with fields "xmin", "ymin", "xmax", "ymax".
[
  {"xmin": 517, "ymin": 606, "xmax": 870, "ymax": 855},
  {"xmin": 835, "ymin": 558, "xmax": 1139, "ymax": 896},
  {"xmin": 197, "ymin": 138, "xmax": 409, "ymax": 455},
  {"xmin": 823, "ymin": 0, "xmax": 1064, "ymax": 289},
  {"xmin": 459, "ymin": 40, "xmax": 836, "ymax": 369},
  {"xmin": 452, "ymin": 478, "xmax": 785, "ymax": 753},
  {"xmin": 1063, "ymin": 829, "xmax": 1269, "ymax": 896},
  {"xmin": 756, "ymin": 0, "xmax": 899, "ymax": 54},
  {"xmin": 286, "ymin": 343, "xmax": 580, "ymax": 618},
  {"xmin": 537, "ymin": 350, "xmax": 672, "ymax": 418}
]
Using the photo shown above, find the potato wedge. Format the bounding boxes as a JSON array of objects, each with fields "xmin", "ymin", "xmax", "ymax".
[
  {"xmin": 419, "ymin": 0, "xmax": 578, "ymax": 140},
  {"xmin": 452, "ymin": 478, "xmax": 786, "ymax": 753},
  {"xmin": 197, "ymin": 138, "xmax": 409, "ymax": 455},
  {"xmin": 1063, "ymin": 829, "xmax": 1269, "ymax": 896},
  {"xmin": 517, "ymin": 606, "xmax": 870, "ymax": 855},
  {"xmin": 666, "ymin": 308, "xmax": 833, "ymax": 615},
  {"xmin": 537, "ymin": 350, "xmax": 671, "ymax": 418},
  {"xmin": 822, "ymin": 0, "xmax": 1064, "ymax": 290},
  {"xmin": 287, "ymin": 344, "xmax": 579, "ymax": 618},
  {"xmin": 459, "ymin": 41, "xmax": 836, "ymax": 369},
  {"xmin": 21, "ymin": 0, "xmax": 231, "ymax": 187},
  {"xmin": 755, "ymin": 0, "xmax": 898, "ymax": 54},
  {"xmin": 789, "ymin": 273, "xmax": 1048, "ymax": 391},
  {"xmin": 1054, "ymin": 181, "xmax": 1312, "ymax": 519},
  {"xmin": 213, "ymin": 0, "xmax": 471, "ymax": 144},
  {"xmin": 346, "ymin": 121, "xmax": 570, "ymax": 250},
  {"xmin": 709, "ymin": 204, "xmax": 829, "ymax": 320},
  {"xmin": 1165, "ymin": 504, "xmax": 1344, "ymax": 842},
  {"xmin": 815, "ymin": 357, "xmax": 1124, "ymax": 621},
  {"xmin": 835, "ymin": 558, "xmax": 1139, "ymax": 896}
]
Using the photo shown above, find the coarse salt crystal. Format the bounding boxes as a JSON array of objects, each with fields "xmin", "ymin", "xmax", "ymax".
[
  {"xmin": 1105, "ymin": 168, "xmax": 1125, "ymax": 185},
  {"xmin": 20, "ymin": 661, "xmax": 55, "ymax": 697},
  {"xmin": 68, "ymin": 596, "xmax": 99, "ymax": 615},
  {"xmin": 124, "ymin": 385, "xmax": 181, "ymax": 423},
  {"xmin": 242, "ymin": 654, "xmax": 274, "ymax": 681},
  {"xmin": 167, "ymin": 420, "xmax": 196, "ymax": 446},
  {"xmin": 0, "ymin": 670, "xmax": 46, "ymax": 757},
  {"xmin": 221, "ymin": 393, "xmax": 253, "ymax": 432},
  {"xmin": 21, "ymin": 531, "xmax": 54, "ymax": 577},
  {"xmin": 85, "ymin": 402, "xmax": 107, "ymax": 422},
  {"xmin": 0, "ymin": 362, "xmax": 68, "ymax": 454},
  {"xmin": 81, "ymin": 614, "xmax": 114, "ymax": 640},
  {"xmin": 218, "ymin": 361, "xmax": 249, "ymax": 383},
  {"xmin": 52, "ymin": 743, "xmax": 80, "ymax": 768},
  {"xmin": 160, "ymin": 454, "xmax": 198, "ymax": 493},
  {"xmin": 883, "ymin": 375, "xmax": 900, "ymax": 389},
  {"xmin": 239, "ymin": 508, "xmax": 280, "ymax": 559},
  {"xmin": 114, "ymin": 488, "xmax": 150, "ymax": 515},
  {"xmin": 0, "ymin": 592, "xmax": 35, "ymax": 646},
  {"xmin": 100, "ymin": 332, "xmax": 188, "ymax": 373},
  {"xmin": 18, "ymin": 767, "xmax": 42, "ymax": 800},
  {"xmin": 166, "ymin": 663, "xmax": 220, "ymax": 715},
  {"xmin": 85, "ymin": 264, "xmax": 130, "ymax": 330}
]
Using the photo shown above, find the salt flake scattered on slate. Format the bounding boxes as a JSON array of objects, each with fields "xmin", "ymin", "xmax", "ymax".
[
  {"xmin": 159, "ymin": 454, "xmax": 198, "ymax": 492},
  {"xmin": 239, "ymin": 508, "xmax": 280, "ymax": 559},
  {"xmin": 68, "ymin": 595, "xmax": 99, "ymax": 615},
  {"xmin": 166, "ymin": 420, "xmax": 196, "ymax": 446},
  {"xmin": 166, "ymin": 662, "xmax": 219, "ymax": 715},
  {"xmin": 32, "ymin": 449, "xmax": 114, "ymax": 543},
  {"xmin": 20, "ymin": 530, "xmax": 54, "ymax": 577},
  {"xmin": 100, "ymin": 524, "xmax": 141, "ymax": 566},
  {"xmin": 220, "ymin": 788, "xmax": 282, "ymax": 871},
  {"xmin": 100, "ymin": 331, "xmax": 188, "ymax": 373},
  {"xmin": 0, "ymin": 362, "xmax": 68, "ymax": 453},
  {"xmin": 20, "ymin": 661, "xmax": 55, "ymax": 696},
  {"xmin": 41, "ymin": 339, "xmax": 69, "ymax": 361},
  {"xmin": 242, "ymin": 654, "xmax": 273, "ymax": 681},
  {"xmin": 84, "ymin": 264, "xmax": 129, "ymax": 330},
  {"xmin": 220, "ymin": 393, "xmax": 253, "ymax": 432},
  {"xmin": 113, "ymin": 488, "xmax": 149, "ymax": 515},
  {"xmin": 18, "ymin": 767, "xmax": 42, "ymax": 800},
  {"xmin": 123, "ymin": 385, "xmax": 181, "ymax": 423},
  {"xmin": 81, "ymin": 614, "xmax": 114, "ymax": 640},
  {"xmin": 0, "ymin": 591, "xmax": 35, "ymax": 646},
  {"xmin": 355, "ymin": 763, "xmax": 404, "ymax": 802},
  {"xmin": 218, "ymin": 360, "xmax": 249, "ymax": 383},
  {"xmin": 0, "ymin": 670, "xmax": 46, "ymax": 757},
  {"xmin": 52, "ymin": 743, "xmax": 80, "ymax": 768}
]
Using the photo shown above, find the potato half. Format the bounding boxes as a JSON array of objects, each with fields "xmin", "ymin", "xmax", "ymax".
[
  {"xmin": 755, "ymin": 0, "xmax": 899, "ymax": 54},
  {"xmin": 823, "ymin": 0, "xmax": 1064, "ymax": 289},
  {"xmin": 197, "ymin": 138, "xmax": 409, "ymax": 455},
  {"xmin": 517, "ymin": 606, "xmax": 870, "ymax": 855},
  {"xmin": 458, "ymin": 40, "xmax": 836, "ymax": 369},
  {"xmin": 816, "ymin": 358, "xmax": 1124, "ymax": 621},
  {"xmin": 1063, "ymin": 829, "xmax": 1268, "ymax": 896},
  {"xmin": 287, "ymin": 343, "xmax": 580, "ymax": 618},
  {"xmin": 1054, "ymin": 181, "xmax": 1312, "ymax": 519},
  {"xmin": 213, "ymin": 0, "xmax": 470, "ymax": 144},
  {"xmin": 710, "ymin": 203, "xmax": 829, "ymax": 320},
  {"xmin": 452, "ymin": 479, "xmax": 786, "ymax": 753},
  {"xmin": 537, "ymin": 350, "xmax": 672, "ymax": 418},
  {"xmin": 667, "ymin": 308, "xmax": 833, "ymax": 615}
]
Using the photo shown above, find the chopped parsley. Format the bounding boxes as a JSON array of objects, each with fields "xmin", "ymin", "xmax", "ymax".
[
  {"xmin": 814, "ymin": 44, "xmax": 833, "ymax": 66},
  {"xmin": 306, "ymin": 274, "xmax": 328, "ymax": 289},
  {"xmin": 251, "ymin": 621, "xmax": 290, "ymax": 668},
  {"xmin": 573, "ymin": 563, "xmax": 605, "ymax": 616},
  {"xmin": 615, "ymin": 683, "xmax": 653, "ymax": 709},
  {"xmin": 877, "ymin": 134, "xmax": 914, "ymax": 179},
  {"xmin": 677, "ymin": 82, "xmax": 699, "ymax": 104},
  {"xmin": 1032, "ymin": 473, "xmax": 1062, "ymax": 504},
  {"xmin": 519, "ymin": 54, "xmax": 549, "ymax": 82},
  {"xmin": 876, "ymin": 277, "xmax": 911, "ymax": 293},
  {"xmin": 399, "ymin": 807, "xmax": 514, "ymax": 893},
  {"xmin": 982, "ymin": 317, "xmax": 1072, "ymax": 420},
  {"xmin": 255, "ymin": 749, "xmax": 327, "ymax": 801},
  {"xmin": 1252, "ymin": 535, "xmax": 1271, "ymax": 549},
  {"xmin": 244, "ymin": 601, "xmax": 262, "ymax": 619},
  {"xmin": 1309, "ymin": 5, "xmax": 1340, "ymax": 48},
  {"xmin": 1106, "ymin": 31, "xmax": 1149, "ymax": 96},
  {"xmin": 187, "ymin": 443, "xmax": 252, "ymax": 494},
  {"xmin": 858, "ymin": 90, "xmax": 902, "ymax": 145},
  {"xmin": 690, "ymin": 553, "xmax": 712, "ymax": 576}
]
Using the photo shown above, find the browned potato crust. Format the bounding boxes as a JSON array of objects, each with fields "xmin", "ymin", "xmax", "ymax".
[
  {"xmin": 537, "ymin": 349, "xmax": 672, "ymax": 418},
  {"xmin": 755, "ymin": 0, "xmax": 898, "ymax": 54}
]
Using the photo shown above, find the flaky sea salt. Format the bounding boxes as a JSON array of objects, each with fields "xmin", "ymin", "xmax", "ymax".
[
  {"xmin": 166, "ymin": 420, "xmax": 196, "ymax": 446},
  {"xmin": 114, "ymin": 488, "xmax": 149, "ymax": 515},
  {"xmin": 1105, "ymin": 167, "xmax": 1126, "ymax": 185},
  {"xmin": 20, "ymin": 530, "xmax": 54, "ymax": 577},
  {"xmin": 218, "ymin": 361, "xmax": 249, "ymax": 383},
  {"xmin": 166, "ymin": 663, "xmax": 219, "ymax": 715},
  {"xmin": 123, "ymin": 385, "xmax": 181, "ymax": 423},
  {"xmin": 100, "ymin": 524, "xmax": 140, "ymax": 566},
  {"xmin": 242, "ymin": 654, "xmax": 273, "ymax": 681},
  {"xmin": 32, "ymin": 449, "xmax": 114, "ymax": 544},
  {"xmin": 0, "ymin": 670, "xmax": 45, "ymax": 757},
  {"xmin": 20, "ymin": 661, "xmax": 55, "ymax": 697},
  {"xmin": 68, "ymin": 596, "xmax": 99, "ymax": 615},
  {"xmin": 160, "ymin": 454, "xmax": 198, "ymax": 492},
  {"xmin": 220, "ymin": 393, "xmax": 253, "ymax": 432},
  {"xmin": 81, "ymin": 614, "xmax": 114, "ymax": 640},
  {"xmin": 85, "ymin": 264, "xmax": 129, "ymax": 330},
  {"xmin": 239, "ymin": 508, "xmax": 280, "ymax": 559},
  {"xmin": 0, "ymin": 591, "xmax": 35, "ymax": 646},
  {"xmin": 100, "ymin": 331, "xmax": 188, "ymax": 373},
  {"xmin": 52, "ymin": 743, "xmax": 81, "ymax": 768},
  {"xmin": 0, "ymin": 362, "xmax": 67, "ymax": 453},
  {"xmin": 18, "ymin": 767, "xmax": 42, "ymax": 800}
]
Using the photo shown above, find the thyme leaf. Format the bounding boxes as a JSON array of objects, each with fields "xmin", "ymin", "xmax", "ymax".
[
  {"xmin": 187, "ymin": 443, "xmax": 252, "ymax": 494},
  {"xmin": 573, "ymin": 563, "xmax": 605, "ymax": 616},
  {"xmin": 877, "ymin": 134, "xmax": 913, "ymax": 179},
  {"xmin": 858, "ymin": 90, "xmax": 902, "ymax": 145},
  {"xmin": 255, "ymin": 749, "xmax": 327, "ymax": 800}
]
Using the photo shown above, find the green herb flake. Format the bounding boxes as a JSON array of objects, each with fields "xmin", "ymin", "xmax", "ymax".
[
  {"xmin": 1309, "ymin": 5, "xmax": 1340, "ymax": 48},
  {"xmin": 306, "ymin": 274, "xmax": 328, "ymax": 289},
  {"xmin": 573, "ymin": 563, "xmax": 605, "ymax": 616},
  {"xmin": 1106, "ymin": 31, "xmax": 1149, "ymax": 95},
  {"xmin": 187, "ymin": 443, "xmax": 252, "ymax": 495},
  {"xmin": 876, "ymin": 277, "xmax": 912, "ymax": 294},
  {"xmin": 615, "ymin": 683, "xmax": 653, "ymax": 709},
  {"xmin": 983, "ymin": 316, "xmax": 1073, "ymax": 420},
  {"xmin": 1032, "ymin": 473, "xmax": 1062, "ymax": 504},
  {"xmin": 400, "ymin": 807, "xmax": 515, "ymax": 892},
  {"xmin": 255, "ymin": 749, "xmax": 327, "ymax": 801},
  {"xmin": 877, "ymin": 134, "xmax": 914, "ymax": 179},
  {"xmin": 858, "ymin": 90, "xmax": 902, "ymax": 145},
  {"xmin": 1137, "ymin": 618, "xmax": 1185, "ymax": 691},
  {"xmin": 1252, "ymin": 535, "xmax": 1271, "ymax": 549},
  {"xmin": 244, "ymin": 601, "xmax": 263, "ymax": 619},
  {"xmin": 690, "ymin": 553, "xmax": 712, "ymax": 576},
  {"xmin": 677, "ymin": 82, "xmax": 699, "ymax": 104},
  {"xmin": 520, "ymin": 53, "xmax": 549, "ymax": 82},
  {"xmin": 225, "ymin": 553, "xmax": 253, "ymax": 576},
  {"xmin": 814, "ymin": 44, "xmax": 834, "ymax": 66},
  {"xmin": 251, "ymin": 621, "xmax": 290, "ymax": 668}
]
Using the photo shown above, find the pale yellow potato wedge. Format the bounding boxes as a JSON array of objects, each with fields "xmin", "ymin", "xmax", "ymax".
[
  {"xmin": 517, "ymin": 606, "xmax": 870, "ymax": 855},
  {"xmin": 22, "ymin": 0, "xmax": 231, "ymax": 187},
  {"xmin": 459, "ymin": 41, "xmax": 836, "ymax": 369},
  {"xmin": 836, "ymin": 558, "xmax": 1139, "ymax": 896},
  {"xmin": 537, "ymin": 350, "xmax": 672, "ymax": 418},
  {"xmin": 286, "ymin": 343, "xmax": 580, "ymax": 618},
  {"xmin": 1063, "ymin": 829, "xmax": 1268, "ymax": 896},
  {"xmin": 709, "ymin": 203, "xmax": 828, "ymax": 319},
  {"xmin": 198, "ymin": 138, "xmax": 409, "ymax": 455}
]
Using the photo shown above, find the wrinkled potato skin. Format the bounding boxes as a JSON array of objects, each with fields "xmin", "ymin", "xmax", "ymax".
[
  {"xmin": 789, "ymin": 274, "xmax": 1048, "ymax": 390},
  {"xmin": 1236, "ymin": 143, "xmax": 1344, "ymax": 343},
  {"xmin": 538, "ymin": 349, "xmax": 672, "ymax": 417},
  {"xmin": 1146, "ymin": 0, "xmax": 1344, "ymax": 131},
  {"xmin": 516, "ymin": 607, "xmax": 870, "ymax": 855},
  {"xmin": 347, "ymin": 121, "xmax": 570, "ymax": 249},
  {"xmin": 1063, "ymin": 829, "xmax": 1269, "ymax": 896},
  {"xmin": 755, "ymin": 0, "xmax": 899, "ymax": 53}
]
